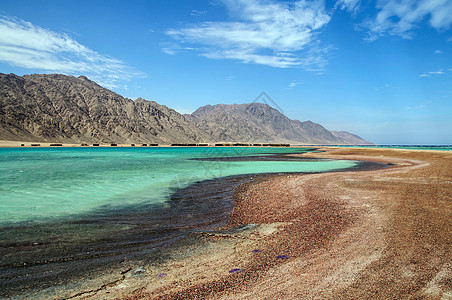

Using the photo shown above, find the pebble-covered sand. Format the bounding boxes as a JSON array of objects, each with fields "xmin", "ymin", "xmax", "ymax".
[{"xmin": 74, "ymin": 147, "xmax": 451, "ymax": 299}]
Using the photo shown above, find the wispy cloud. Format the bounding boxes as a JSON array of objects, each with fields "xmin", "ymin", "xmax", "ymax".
[
  {"xmin": 165, "ymin": 0, "xmax": 331, "ymax": 69},
  {"xmin": 375, "ymin": 84, "xmax": 391, "ymax": 91},
  {"xmin": 406, "ymin": 101, "xmax": 431, "ymax": 110},
  {"xmin": 335, "ymin": 0, "xmax": 361, "ymax": 13},
  {"xmin": 288, "ymin": 79, "xmax": 303, "ymax": 88},
  {"xmin": 434, "ymin": 49, "xmax": 443, "ymax": 54},
  {"xmin": 406, "ymin": 104, "xmax": 426, "ymax": 110},
  {"xmin": 419, "ymin": 70, "xmax": 445, "ymax": 77},
  {"xmin": 191, "ymin": 10, "xmax": 207, "ymax": 17},
  {"xmin": 363, "ymin": 0, "xmax": 452, "ymax": 41},
  {"xmin": 0, "ymin": 16, "xmax": 143, "ymax": 89}
]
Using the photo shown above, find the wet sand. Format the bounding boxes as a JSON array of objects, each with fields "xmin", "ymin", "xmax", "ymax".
[{"xmin": 67, "ymin": 147, "xmax": 449, "ymax": 299}]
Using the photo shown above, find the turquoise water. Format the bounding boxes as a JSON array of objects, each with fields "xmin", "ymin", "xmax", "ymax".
[
  {"xmin": 0, "ymin": 146, "xmax": 366, "ymax": 297},
  {"xmin": 0, "ymin": 147, "xmax": 357, "ymax": 225}
]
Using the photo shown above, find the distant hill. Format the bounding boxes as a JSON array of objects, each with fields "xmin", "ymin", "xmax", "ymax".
[
  {"xmin": 331, "ymin": 131, "xmax": 371, "ymax": 145},
  {"xmin": 191, "ymin": 103, "xmax": 372, "ymax": 145},
  {"xmin": 0, "ymin": 73, "xmax": 372, "ymax": 145}
]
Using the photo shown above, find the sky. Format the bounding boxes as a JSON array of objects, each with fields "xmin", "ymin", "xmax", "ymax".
[{"xmin": 0, "ymin": 0, "xmax": 451, "ymax": 145}]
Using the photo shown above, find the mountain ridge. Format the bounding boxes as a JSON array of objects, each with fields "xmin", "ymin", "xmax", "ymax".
[
  {"xmin": 0, "ymin": 73, "xmax": 210, "ymax": 144},
  {"xmin": 191, "ymin": 103, "xmax": 371, "ymax": 145},
  {"xmin": 0, "ymin": 73, "xmax": 372, "ymax": 145}
]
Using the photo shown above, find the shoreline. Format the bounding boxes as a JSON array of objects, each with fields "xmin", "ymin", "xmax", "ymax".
[
  {"xmin": 0, "ymin": 140, "xmax": 291, "ymax": 148},
  {"xmin": 2, "ymin": 147, "xmax": 451, "ymax": 299},
  {"xmin": 1, "ymin": 140, "xmax": 450, "ymax": 151},
  {"xmin": 0, "ymin": 151, "xmax": 383, "ymax": 299},
  {"xmin": 117, "ymin": 147, "xmax": 451, "ymax": 299}
]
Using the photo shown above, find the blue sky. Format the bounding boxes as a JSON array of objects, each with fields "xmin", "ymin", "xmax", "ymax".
[{"xmin": 0, "ymin": 0, "xmax": 451, "ymax": 144}]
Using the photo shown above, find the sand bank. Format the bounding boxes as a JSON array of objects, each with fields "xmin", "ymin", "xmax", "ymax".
[{"xmin": 60, "ymin": 147, "xmax": 449, "ymax": 299}]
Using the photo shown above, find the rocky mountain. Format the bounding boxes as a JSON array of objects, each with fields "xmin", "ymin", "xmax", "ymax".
[
  {"xmin": 331, "ymin": 131, "xmax": 371, "ymax": 145},
  {"xmin": 0, "ymin": 73, "xmax": 372, "ymax": 145},
  {"xmin": 0, "ymin": 73, "xmax": 210, "ymax": 144},
  {"xmin": 191, "ymin": 103, "xmax": 372, "ymax": 145}
]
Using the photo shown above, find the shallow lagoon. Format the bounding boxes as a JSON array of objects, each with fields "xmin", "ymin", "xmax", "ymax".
[
  {"xmin": 0, "ymin": 146, "xmax": 364, "ymax": 297},
  {"xmin": 0, "ymin": 147, "xmax": 356, "ymax": 224}
]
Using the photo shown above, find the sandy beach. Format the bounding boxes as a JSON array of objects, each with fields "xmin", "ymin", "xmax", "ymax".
[{"xmin": 55, "ymin": 146, "xmax": 448, "ymax": 299}]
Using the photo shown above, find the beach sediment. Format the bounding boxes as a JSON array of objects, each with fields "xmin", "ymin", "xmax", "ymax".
[{"xmin": 117, "ymin": 147, "xmax": 451, "ymax": 299}]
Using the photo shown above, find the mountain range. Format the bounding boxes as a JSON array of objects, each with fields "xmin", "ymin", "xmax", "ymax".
[{"xmin": 0, "ymin": 73, "xmax": 372, "ymax": 145}]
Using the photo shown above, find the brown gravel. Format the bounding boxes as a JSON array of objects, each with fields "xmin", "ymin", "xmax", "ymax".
[{"xmin": 96, "ymin": 147, "xmax": 451, "ymax": 299}]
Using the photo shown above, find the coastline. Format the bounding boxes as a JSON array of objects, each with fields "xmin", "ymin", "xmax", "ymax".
[
  {"xmin": 125, "ymin": 147, "xmax": 451, "ymax": 299},
  {"xmin": 3, "ymin": 147, "xmax": 451, "ymax": 299},
  {"xmin": 0, "ymin": 149, "xmax": 377, "ymax": 299},
  {"xmin": 57, "ymin": 146, "xmax": 451, "ymax": 299}
]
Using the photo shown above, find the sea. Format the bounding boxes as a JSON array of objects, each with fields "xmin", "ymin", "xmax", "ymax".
[{"xmin": 1, "ymin": 146, "xmax": 366, "ymax": 297}]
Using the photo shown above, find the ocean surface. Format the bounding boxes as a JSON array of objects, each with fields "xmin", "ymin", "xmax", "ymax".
[{"xmin": 0, "ymin": 146, "xmax": 363, "ymax": 297}]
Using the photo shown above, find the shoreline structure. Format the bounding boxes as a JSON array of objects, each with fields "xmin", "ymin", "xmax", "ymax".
[{"xmin": 3, "ymin": 146, "xmax": 451, "ymax": 299}]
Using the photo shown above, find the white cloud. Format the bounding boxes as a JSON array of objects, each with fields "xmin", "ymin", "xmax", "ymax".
[
  {"xmin": 288, "ymin": 79, "xmax": 303, "ymax": 88},
  {"xmin": 0, "ymin": 16, "xmax": 142, "ymax": 89},
  {"xmin": 165, "ymin": 0, "xmax": 331, "ymax": 69},
  {"xmin": 434, "ymin": 49, "xmax": 443, "ymax": 54},
  {"xmin": 160, "ymin": 42, "xmax": 180, "ymax": 55},
  {"xmin": 364, "ymin": 0, "xmax": 452, "ymax": 40},
  {"xmin": 406, "ymin": 100, "xmax": 431, "ymax": 110},
  {"xmin": 407, "ymin": 104, "xmax": 426, "ymax": 109},
  {"xmin": 191, "ymin": 10, "xmax": 207, "ymax": 17},
  {"xmin": 419, "ymin": 70, "xmax": 445, "ymax": 77},
  {"xmin": 375, "ymin": 84, "xmax": 391, "ymax": 91},
  {"xmin": 336, "ymin": 0, "xmax": 361, "ymax": 13}
]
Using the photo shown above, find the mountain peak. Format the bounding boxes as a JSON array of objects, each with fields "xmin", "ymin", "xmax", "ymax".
[
  {"xmin": 77, "ymin": 75, "xmax": 92, "ymax": 82},
  {"xmin": 192, "ymin": 103, "xmax": 372, "ymax": 144}
]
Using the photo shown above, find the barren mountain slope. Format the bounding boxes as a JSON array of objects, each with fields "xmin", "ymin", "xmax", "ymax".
[{"xmin": 0, "ymin": 73, "xmax": 210, "ymax": 143}]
